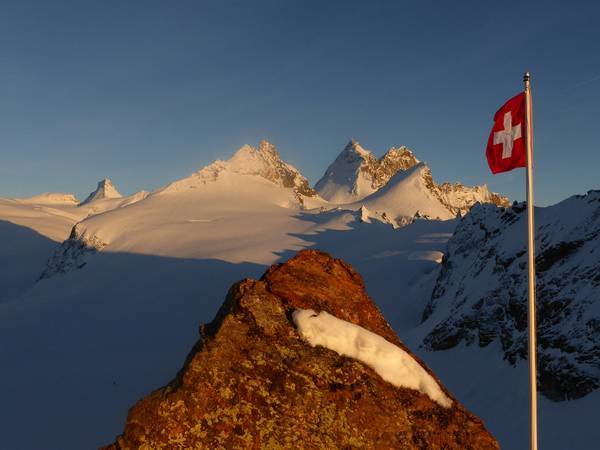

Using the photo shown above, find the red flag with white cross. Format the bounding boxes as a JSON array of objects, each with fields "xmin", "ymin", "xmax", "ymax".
[{"xmin": 486, "ymin": 92, "xmax": 527, "ymax": 174}]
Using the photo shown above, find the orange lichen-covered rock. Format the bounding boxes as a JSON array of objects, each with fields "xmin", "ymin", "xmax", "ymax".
[{"xmin": 103, "ymin": 249, "xmax": 498, "ymax": 450}]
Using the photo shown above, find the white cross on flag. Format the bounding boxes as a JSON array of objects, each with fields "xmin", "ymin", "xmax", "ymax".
[{"xmin": 486, "ymin": 92, "xmax": 527, "ymax": 174}]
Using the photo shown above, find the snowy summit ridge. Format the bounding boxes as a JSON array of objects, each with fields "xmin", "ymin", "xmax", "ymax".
[{"xmin": 160, "ymin": 140, "xmax": 315, "ymax": 198}]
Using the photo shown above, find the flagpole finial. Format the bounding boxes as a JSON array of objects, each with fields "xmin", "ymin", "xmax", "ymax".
[{"xmin": 524, "ymin": 72, "xmax": 531, "ymax": 83}]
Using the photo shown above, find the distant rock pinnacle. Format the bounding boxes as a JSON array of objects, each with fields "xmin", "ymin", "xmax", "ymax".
[{"xmin": 80, "ymin": 178, "xmax": 122, "ymax": 205}]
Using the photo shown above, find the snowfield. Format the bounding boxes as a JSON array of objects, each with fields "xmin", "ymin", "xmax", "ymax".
[{"xmin": 0, "ymin": 140, "xmax": 597, "ymax": 450}]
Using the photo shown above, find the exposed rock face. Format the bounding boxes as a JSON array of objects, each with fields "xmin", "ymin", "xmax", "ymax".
[
  {"xmin": 422, "ymin": 192, "xmax": 600, "ymax": 401},
  {"xmin": 39, "ymin": 223, "xmax": 106, "ymax": 279},
  {"xmin": 80, "ymin": 178, "xmax": 122, "ymax": 205},
  {"xmin": 104, "ymin": 250, "xmax": 498, "ymax": 450},
  {"xmin": 248, "ymin": 140, "xmax": 316, "ymax": 198},
  {"xmin": 372, "ymin": 145, "xmax": 421, "ymax": 189}
]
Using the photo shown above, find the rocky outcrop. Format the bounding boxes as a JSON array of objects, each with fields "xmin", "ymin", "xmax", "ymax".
[
  {"xmin": 421, "ymin": 192, "xmax": 600, "ymax": 401},
  {"xmin": 39, "ymin": 223, "xmax": 106, "ymax": 279},
  {"xmin": 103, "ymin": 250, "xmax": 498, "ymax": 450}
]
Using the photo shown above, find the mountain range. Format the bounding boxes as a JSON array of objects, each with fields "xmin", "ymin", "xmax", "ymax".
[{"xmin": 0, "ymin": 139, "xmax": 597, "ymax": 450}]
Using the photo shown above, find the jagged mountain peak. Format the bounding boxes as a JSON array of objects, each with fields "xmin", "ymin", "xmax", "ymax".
[
  {"xmin": 340, "ymin": 138, "xmax": 374, "ymax": 160},
  {"xmin": 315, "ymin": 140, "xmax": 421, "ymax": 204},
  {"xmin": 80, "ymin": 178, "xmax": 122, "ymax": 205}
]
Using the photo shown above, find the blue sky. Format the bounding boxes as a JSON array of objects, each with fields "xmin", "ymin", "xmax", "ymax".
[{"xmin": 1, "ymin": 0, "xmax": 599, "ymax": 205}]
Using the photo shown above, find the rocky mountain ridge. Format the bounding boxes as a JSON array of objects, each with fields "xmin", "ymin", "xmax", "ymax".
[{"xmin": 423, "ymin": 170, "xmax": 509, "ymax": 216}]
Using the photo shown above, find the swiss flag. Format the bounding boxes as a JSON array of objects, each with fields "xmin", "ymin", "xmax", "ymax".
[{"xmin": 486, "ymin": 92, "xmax": 527, "ymax": 174}]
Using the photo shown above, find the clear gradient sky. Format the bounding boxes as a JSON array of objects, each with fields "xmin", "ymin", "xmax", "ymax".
[{"xmin": 1, "ymin": 0, "xmax": 599, "ymax": 205}]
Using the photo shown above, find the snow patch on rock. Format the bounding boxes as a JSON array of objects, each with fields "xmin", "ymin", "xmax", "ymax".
[{"xmin": 293, "ymin": 308, "xmax": 452, "ymax": 407}]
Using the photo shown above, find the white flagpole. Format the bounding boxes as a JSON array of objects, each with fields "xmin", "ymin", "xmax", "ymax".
[{"xmin": 524, "ymin": 71, "xmax": 538, "ymax": 450}]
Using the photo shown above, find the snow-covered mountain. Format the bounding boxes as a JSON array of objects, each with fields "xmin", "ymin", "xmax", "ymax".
[
  {"xmin": 420, "ymin": 191, "xmax": 600, "ymax": 401},
  {"xmin": 80, "ymin": 178, "xmax": 122, "ymax": 205},
  {"xmin": 315, "ymin": 139, "xmax": 420, "ymax": 203}
]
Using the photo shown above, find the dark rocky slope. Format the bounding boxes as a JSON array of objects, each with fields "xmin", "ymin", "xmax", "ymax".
[{"xmin": 422, "ymin": 192, "xmax": 600, "ymax": 401}]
